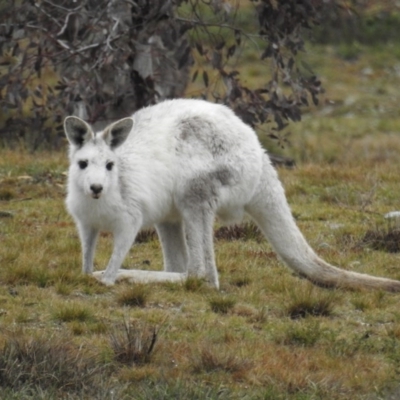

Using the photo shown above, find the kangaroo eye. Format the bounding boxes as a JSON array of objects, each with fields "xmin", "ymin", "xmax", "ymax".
[
  {"xmin": 78, "ymin": 160, "xmax": 88, "ymax": 169},
  {"xmin": 106, "ymin": 161, "xmax": 114, "ymax": 171}
]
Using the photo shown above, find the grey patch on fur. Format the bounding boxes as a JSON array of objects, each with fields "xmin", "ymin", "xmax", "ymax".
[
  {"xmin": 181, "ymin": 168, "xmax": 234, "ymax": 208},
  {"xmin": 178, "ymin": 116, "xmax": 228, "ymax": 156},
  {"xmin": 184, "ymin": 175, "xmax": 218, "ymax": 206},
  {"xmin": 209, "ymin": 167, "xmax": 233, "ymax": 186}
]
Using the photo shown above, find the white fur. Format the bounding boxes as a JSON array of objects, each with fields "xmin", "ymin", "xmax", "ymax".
[{"xmin": 64, "ymin": 99, "xmax": 400, "ymax": 292}]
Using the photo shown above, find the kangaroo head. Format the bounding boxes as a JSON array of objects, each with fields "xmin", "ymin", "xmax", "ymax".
[{"xmin": 64, "ymin": 116, "xmax": 133, "ymax": 199}]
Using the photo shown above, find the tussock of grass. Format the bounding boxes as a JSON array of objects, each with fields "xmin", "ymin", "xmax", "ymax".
[
  {"xmin": 52, "ymin": 302, "xmax": 94, "ymax": 323},
  {"xmin": 54, "ymin": 281, "xmax": 73, "ymax": 295},
  {"xmin": 192, "ymin": 344, "xmax": 253, "ymax": 377},
  {"xmin": 116, "ymin": 284, "xmax": 150, "ymax": 307},
  {"xmin": 285, "ymin": 283, "xmax": 338, "ymax": 319},
  {"xmin": 351, "ymin": 296, "xmax": 371, "ymax": 312},
  {"xmin": 350, "ymin": 290, "xmax": 387, "ymax": 312},
  {"xmin": 0, "ymin": 187, "xmax": 15, "ymax": 201},
  {"xmin": 230, "ymin": 275, "xmax": 251, "ymax": 288},
  {"xmin": 1, "ymin": 264, "xmax": 52, "ymax": 288},
  {"xmin": 109, "ymin": 320, "xmax": 158, "ymax": 365},
  {"xmin": 69, "ymin": 320, "xmax": 108, "ymax": 336},
  {"xmin": 254, "ymin": 307, "xmax": 270, "ymax": 324},
  {"xmin": 209, "ymin": 294, "xmax": 237, "ymax": 314},
  {"xmin": 183, "ymin": 276, "xmax": 206, "ymax": 292},
  {"xmin": 0, "ymin": 331, "xmax": 109, "ymax": 395},
  {"xmin": 277, "ymin": 320, "xmax": 327, "ymax": 347}
]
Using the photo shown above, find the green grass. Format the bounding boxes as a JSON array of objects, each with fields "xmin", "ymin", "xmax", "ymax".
[{"xmin": 2, "ymin": 43, "xmax": 400, "ymax": 398}]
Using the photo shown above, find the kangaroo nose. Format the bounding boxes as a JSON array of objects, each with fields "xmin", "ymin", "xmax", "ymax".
[{"xmin": 90, "ymin": 184, "xmax": 103, "ymax": 195}]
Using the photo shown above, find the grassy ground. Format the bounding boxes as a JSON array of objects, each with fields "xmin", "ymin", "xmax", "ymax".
[{"xmin": 1, "ymin": 43, "xmax": 400, "ymax": 399}]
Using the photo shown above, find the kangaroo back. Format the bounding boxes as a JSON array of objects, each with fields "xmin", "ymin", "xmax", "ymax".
[{"xmin": 246, "ymin": 155, "xmax": 400, "ymax": 292}]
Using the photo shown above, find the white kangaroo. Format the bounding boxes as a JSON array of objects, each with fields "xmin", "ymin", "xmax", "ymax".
[{"xmin": 64, "ymin": 99, "xmax": 400, "ymax": 291}]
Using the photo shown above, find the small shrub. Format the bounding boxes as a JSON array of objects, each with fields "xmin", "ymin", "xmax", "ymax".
[
  {"xmin": 116, "ymin": 284, "xmax": 150, "ymax": 307},
  {"xmin": 209, "ymin": 295, "xmax": 237, "ymax": 314},
  {"xmin": 109, "ymin": 320, "xmax": 158, "ymax": 365}
]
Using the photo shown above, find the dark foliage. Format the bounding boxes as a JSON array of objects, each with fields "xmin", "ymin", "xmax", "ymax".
[
  {"xmin": 183, "ymin": 0, "xmax": 326, "ymax": 143},
  {"xmin": 0, "ymin": 0, "xmax": 340, "ymax": 149},
  {"xmin": 0, "ymin": 0, "xmax": 191, "ymax": 149}
]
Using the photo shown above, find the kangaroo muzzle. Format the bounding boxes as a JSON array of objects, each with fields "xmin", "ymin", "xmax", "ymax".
[{"xmin": 90, "ymin": 184, "xmax": 103, "ymax": 199}]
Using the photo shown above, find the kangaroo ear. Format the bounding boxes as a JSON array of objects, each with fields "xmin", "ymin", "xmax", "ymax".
[
  {"xmin": 102, "ymin": 118, "xmax": 133, "ymax": 149},
  {"xmin": 64, "ymin": 116, "xmax": 94, "ymax": 147}
]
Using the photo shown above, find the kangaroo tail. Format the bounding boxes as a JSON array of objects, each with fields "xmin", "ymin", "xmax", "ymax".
[{"xmin": 245, "ymin": 154, "xmax": 400, "ymax": 292}]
